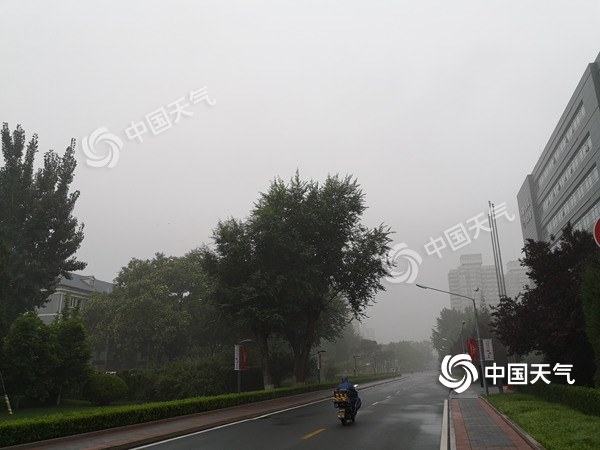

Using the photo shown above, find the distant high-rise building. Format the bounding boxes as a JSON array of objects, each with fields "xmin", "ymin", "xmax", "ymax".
[
  {"xmin": 355, "ymin": 321, "xmax": 376, "ymax": 341},
  {"xmin": 447, "ymin": 254, "xmax": 531, "ymax": 310},
  {"xmin": 504, "ymin": 260, "xmax": 531, "ymax": 299},
  {"xmin": 517, "ymin": 52, "xmax": 600, "ymax": 245},
  {"xmin": 448, "ymin": 254, "xmax": 500, "ymax": 310}
]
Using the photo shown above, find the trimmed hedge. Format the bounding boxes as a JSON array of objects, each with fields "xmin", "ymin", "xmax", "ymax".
[
  {"xmin": 0, "ymin": 373, "xmax": 395, "ymax": 447},
  {"xmin": 86, "ymin": 373, "xmax": 129, "ymax": 406},
  {"xmin": 519, "ymin": 383, "xmax": 600, "ymax": 417}
]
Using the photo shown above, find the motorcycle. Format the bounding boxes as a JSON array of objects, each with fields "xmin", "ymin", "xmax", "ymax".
[{"xmin": 332, "ymin": 385, "xmax": 359, "ymax": 425}]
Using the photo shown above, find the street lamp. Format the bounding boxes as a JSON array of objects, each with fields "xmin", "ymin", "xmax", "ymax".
[
  {"xmin": 416, "ymin": 284, "xmax": 489, "ymax": 396},
  {"xmin": 353, "ymin": 355, "xmax": 359, "ymax": 377},
  {"xmin": 461, "ymin": 321, "xmax": 466, "ymax": 354},
  {"xmin": 236, "ymin": 339, "xmax": 252, "ymax": 394},
  {"xmin": 317, "ymin": 350, "xmax": 326, "ymax": 384}
]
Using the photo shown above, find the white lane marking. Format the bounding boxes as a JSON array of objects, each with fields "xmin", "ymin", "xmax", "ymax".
[
  {"xmin": 440, "ymin": 399, "xmax": 449, "ymax": 450},
  {"xmin": 133, "ymin": 381, "xmax": 403, "ymax": 448},
  {"xmin": 131, "ymin": 399, "xmax": 331, "ymax": 448}
]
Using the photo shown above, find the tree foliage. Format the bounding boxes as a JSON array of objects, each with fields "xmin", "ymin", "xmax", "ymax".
[
  {"xmin": 0, "ymin": 124, "xmax": 85, "ymax": 336},
  {"xmin": 1, "ymin": 312, "xmax": 57, "ymax": 404},
  {"xmin": 202, "ymin": 173, "xmax": 392, "ymax": 385},
  {"xmin": 581, "ymin": 257, "xmax": 600, "ymax": 387},
  {"xmin": 382, "ymin": 340, "xmax": 434, "ymax": 373},
  {"xmin": 81, "ymin": 251, "xmax": 229, "ymax": 370},
  {"xmin": 0, "ymin": 310, "xmax": 92, "ymax": 406},
  {"xmin": 491, "ymin": 224, "xmax": 598, "ymax": 386},
  {"xmin": 431, "ymin": 303, "xmax": 509, "ymax": 370},
  {"xmin": 48, "ymin": 306, "xmax": 93, "ymax": 405}
]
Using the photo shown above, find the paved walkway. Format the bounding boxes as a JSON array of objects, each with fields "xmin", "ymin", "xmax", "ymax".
[
  {"xmin": 4, "ymin": 378, "xmax": 546, "ymax": 449},
  {"xmin": 449, "ymin": 385, "xmax": 544, "ymax": 450}
]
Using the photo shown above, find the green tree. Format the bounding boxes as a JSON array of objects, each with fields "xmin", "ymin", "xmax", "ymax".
[
  {"xmin": 384, "ymin": 340, "xmax": 434, "ymax": 373},
  {"xmin": 581, "ymin": 258, "xmax": 600, "ymax": 386},
  {"xmin": 201, "ymin": 217, "xmax": 281, "ymax": 389},
  {"xmin": 203, "ymin": 173, "xmax": 392, "ymax": 385},
  {"xmin": 80, "ymin": 291, "xmax": 118, "ymax": 370},
  {"xmin": 359, "ymin": 339, "xmax": 382, "ymax": 373},
  {"xmin": 1, "ymin": 312, "xmax": 57, "ymax": 405},
  {"xmin": 81, "ymin": 251, "xmax": 224, "ymax": 370},
  {"xmin": 431, "ymin": 307, "xmax": 471, "ymax": 358},
  {"xmin": 432, "ymin": 303, "xmax": 509, "ymax": 372},
  {"xmin": 491, "ymin": 224, "xmax": 598, "ymax": 386},
  {"xmin": 0, "ymin": 124, "xmax": 85, "ymax": 337},
  {"xmin": 48, "ymin": 310, "xmax": 93, "ymax": 405},
  {"xmin": 255, "ymin": 174, "xmax": 391, "ymax": 383}
]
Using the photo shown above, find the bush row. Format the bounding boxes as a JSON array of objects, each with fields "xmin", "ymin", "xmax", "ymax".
[
  {"xmin": 117, "ymin": 358, "xmax": 267, "ymax": 403},
  {"xmin": 0, "ymin": 373, "xmax": 395, "ymax": 447},
  {"xmin": 519, "ymin": 383, "xmax": 600, "ymax": 417}
]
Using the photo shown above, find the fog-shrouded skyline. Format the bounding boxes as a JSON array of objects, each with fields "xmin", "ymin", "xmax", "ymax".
[{"xmin": 2, "ymin": 1, "xmax": 599, "ymax": 344}]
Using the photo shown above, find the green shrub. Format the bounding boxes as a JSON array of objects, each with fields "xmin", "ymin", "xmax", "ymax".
[
  {"xmin": 520, "ymin": 383, "xmax": 600, "ymax": 416},
  {"xmin": 118, "ymin": 359, "xmax": 265, "ymax": 403},
  {"xmin": 86, "ymin": 373, "xmax": 128, "ymax": 406}
]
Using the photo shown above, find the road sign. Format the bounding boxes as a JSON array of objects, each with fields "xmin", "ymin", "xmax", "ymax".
[
  {"xmin": 482, "ymin": 339, "xmax": 494, "ymax": 361},
  {"xmin": 467, "ymin": 339, "xmax": 478, "ymax": 361},
  {"xmin": 234, "ymin": 345, "xmax": 247, "ymax": 371},
  {"xmin": 594, "ymin": 218, "xmax": 600, "ymax": 247}
]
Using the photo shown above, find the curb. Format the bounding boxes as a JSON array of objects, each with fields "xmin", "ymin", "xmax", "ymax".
[{"xmin": 481, "ymin": 397, "xmax": 546, "ymax": 450}]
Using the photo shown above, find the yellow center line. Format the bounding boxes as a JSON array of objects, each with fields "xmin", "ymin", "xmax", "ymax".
[{"xmin": 302, "ymin": 428, "xmax": 326, "ymax": 440}]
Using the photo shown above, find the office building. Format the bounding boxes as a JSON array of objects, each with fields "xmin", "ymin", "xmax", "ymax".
[{"xmin": 518, "ymin": 52, "xmax": 600, "ymax": 244}]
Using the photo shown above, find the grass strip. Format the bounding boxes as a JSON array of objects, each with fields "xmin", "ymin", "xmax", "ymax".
[{"xmin": 487, "ymin": 393, "xmax": 600, "ymax": 450}]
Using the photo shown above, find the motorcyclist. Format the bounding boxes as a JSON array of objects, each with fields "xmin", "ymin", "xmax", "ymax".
[{"xmin": 337, "ymin": 376, "xmax": 361, "ymax": 412}]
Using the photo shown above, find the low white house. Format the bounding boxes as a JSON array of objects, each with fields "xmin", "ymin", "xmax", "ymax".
[{"xmin": 37, "ymin": 274, "xmax": 113, "ymax": 324}]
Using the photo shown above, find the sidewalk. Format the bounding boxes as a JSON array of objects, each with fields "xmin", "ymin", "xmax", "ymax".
[{"xmin": 448, "ymin": 385, "xmax": 545, "ymax": 450}]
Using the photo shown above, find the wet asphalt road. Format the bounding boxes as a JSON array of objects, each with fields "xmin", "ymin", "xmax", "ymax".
[{"xmin": 134, "ymin": 371, "xmax": 447, "ymax": 450}]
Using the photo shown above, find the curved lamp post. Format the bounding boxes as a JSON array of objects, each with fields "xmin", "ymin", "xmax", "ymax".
[
  {"xmin": 317, "ymin": 350, "xmax": 326, "ymax": 385},
  {"xmin": 416, "ymin": 284, "xmax": 489, "ymax": 396},
  {"xmin": 461, "ymin": 321, "xmax": 466, "ymax": 354}
]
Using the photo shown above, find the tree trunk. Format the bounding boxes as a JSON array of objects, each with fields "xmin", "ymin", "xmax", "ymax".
[
  {"xmin": 255, "ymin": 329, "xmax": 274, "ymax": 389},
  {"xmin": 292, "ymin": 306, "xmax": 321, "ymax": 384},
  {"xmin": 292, "ymin": 348, "xmax": 307, "ymax": 385},
  {"xmin": 56, "ymin": 388, "xmax": 62, "ymax": 406}
]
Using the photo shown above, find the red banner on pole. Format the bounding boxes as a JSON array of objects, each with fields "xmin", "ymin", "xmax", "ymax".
[
  {"xmin": 467, "ymin": 339, "xmax": 479, "ymax": 361},
  {"xmin": 241, "ymin": 345, "xmax": 247, "ymax": 370}
]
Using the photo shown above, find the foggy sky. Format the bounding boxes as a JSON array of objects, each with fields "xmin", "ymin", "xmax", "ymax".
[{"xmin": 2, "ymin": 1, "xmax": 599, "ymax": 344}]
